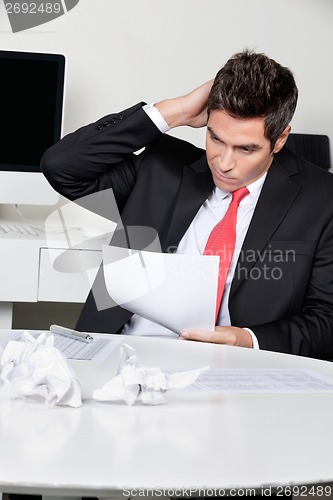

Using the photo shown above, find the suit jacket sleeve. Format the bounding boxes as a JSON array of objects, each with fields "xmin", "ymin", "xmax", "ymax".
[{"xmin": 41, "ymin": 102, "xmax": 162, "ymax": 211}]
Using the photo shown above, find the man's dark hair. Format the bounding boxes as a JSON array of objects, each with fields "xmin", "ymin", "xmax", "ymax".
[{"xmin": 207, "ymin": 50, "xmax": 298, "ymax": 149}]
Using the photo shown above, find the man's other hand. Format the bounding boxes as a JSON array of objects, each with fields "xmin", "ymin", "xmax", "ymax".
[
  {"xmin": 155, "ymin": 80, "xmax": 213, "ymax": 129},
  {"xmin": 179, "ymin": 326, "xmax": 254, "ymax": 348}
]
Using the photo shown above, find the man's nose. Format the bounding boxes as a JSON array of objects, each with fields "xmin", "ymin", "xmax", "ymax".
[{"xmin": 216, "ymin": 148, "xmax": 235, "ymax": 172}]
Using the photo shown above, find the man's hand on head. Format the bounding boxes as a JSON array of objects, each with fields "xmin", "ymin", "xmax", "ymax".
[
  {"xmin": 154, "ymin": 79, "xmax": 214, "ymax": 129},
  {"xmin": 179, "ymin": 326, "xmax": 254, "ymax": 348}
]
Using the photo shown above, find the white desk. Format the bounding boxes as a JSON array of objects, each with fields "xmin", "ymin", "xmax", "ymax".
[
  {"xmin": 0, "ymin": 228, "xmax": 106, "ymax": 328},
  {"xmin": 1, "ymin": 334, "xmax": 333, "ymax": 499},
  {"xmin": 0, "ymin": 195, "xmax": 117, "ymax": 328}
]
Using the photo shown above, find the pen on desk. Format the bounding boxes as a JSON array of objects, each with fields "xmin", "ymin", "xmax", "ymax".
[{"xmin": 50, "ymin": 324, "xmax": 93, "ymax": 343}]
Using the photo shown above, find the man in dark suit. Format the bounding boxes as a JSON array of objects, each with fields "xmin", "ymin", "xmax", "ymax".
[{"xmin": 41, "ymin": 50, "xmax": 333, "ymax": 359}]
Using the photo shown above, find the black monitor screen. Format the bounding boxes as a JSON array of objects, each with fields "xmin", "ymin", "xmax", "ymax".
[{"xmin": 0, "ymin": 51, "xmax": 65, "ymax": 172}]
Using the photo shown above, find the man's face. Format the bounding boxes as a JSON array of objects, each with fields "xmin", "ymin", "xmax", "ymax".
[{"xmin": 206, "ymin": 110, "xmax": 288, "ymax": 191}]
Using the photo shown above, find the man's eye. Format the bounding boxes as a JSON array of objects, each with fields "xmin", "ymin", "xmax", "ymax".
[
  {"xmin": 210, "ymin": 134, "xmax": 219, "ymax": 142},
  {"xmin": 241, "ymin": 147, "xmax": 252, "ymax": 153}
]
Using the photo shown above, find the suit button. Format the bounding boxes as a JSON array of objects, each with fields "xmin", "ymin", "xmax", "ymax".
[
  {"xmin": 97, "ymin": 124, "xmax": 103, "ymax": 130},
  {"xmin": 118, "ymin": 114, "xmax": 123, "ymax": 120},
  {"xmin": 110, "ymin": 118, "xmax": 117, "ymax": 124},
  {"xmin": 104, "ymin": 121, "xmax": 111, "ymax": 127}
]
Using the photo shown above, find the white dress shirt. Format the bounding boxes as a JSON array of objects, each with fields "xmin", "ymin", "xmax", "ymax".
[{"xmin": 123, "ymin": 105, "xmax": 266, "ymax": 348}]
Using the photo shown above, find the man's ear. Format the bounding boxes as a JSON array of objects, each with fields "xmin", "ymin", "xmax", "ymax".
[{"xmin": 273, "ymin": 125, "xmax": 291, "ymax": 154}]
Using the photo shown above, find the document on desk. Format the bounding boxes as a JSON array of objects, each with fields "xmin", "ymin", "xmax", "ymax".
[
  {"xmin": 187, "ymin": 369, "xmax": 333, "ymax": 393},
  {"xmin": 0, "ymin": 330, "xmax": 122, "ymax": 363},
  {"xmin": 102, "ymin": 245, "xmax": 219, "ymax": 333}
]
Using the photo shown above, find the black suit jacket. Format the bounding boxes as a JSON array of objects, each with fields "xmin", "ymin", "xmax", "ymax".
[{"xmin": 41, "ymin": 103, "xmax": 333, "ymax": 359}]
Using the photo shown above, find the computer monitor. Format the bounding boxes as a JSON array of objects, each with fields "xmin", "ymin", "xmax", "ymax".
[{"xmin": 0, "ymin": 50, "xmax": 65, "ymax": 205}]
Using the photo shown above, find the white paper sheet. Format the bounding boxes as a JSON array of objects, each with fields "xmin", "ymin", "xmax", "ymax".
[
  {"xmin": 0, "ymin": 330, "xmax": 122, "ymax": 363},
  {"xmin": 186, "ymin": 368, "xmax": 333, "ymax": 393},
  {"xmin": 102, "ymin": 245, "xmax": 219, "ymax": 333}
]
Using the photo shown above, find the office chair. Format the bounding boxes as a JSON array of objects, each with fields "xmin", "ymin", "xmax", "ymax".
[{"xmin": 285, "ymin": 133, "xmax": 331, "ymax": 170}]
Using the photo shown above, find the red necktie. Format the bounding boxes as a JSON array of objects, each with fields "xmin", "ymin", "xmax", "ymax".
[{"xmin": 204, "ymin": 186, "xmax": 249, "ymax": 321}]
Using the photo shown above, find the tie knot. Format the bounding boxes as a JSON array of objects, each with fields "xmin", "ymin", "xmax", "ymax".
[{"xmin": 231, "ymin": 186, "xmax": 249, "ymax": 206}]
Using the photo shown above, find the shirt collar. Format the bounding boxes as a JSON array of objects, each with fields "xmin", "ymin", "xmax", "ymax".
[{"xmin": 213, "ymin": 172, "xmax": 267, "ymax": 205}]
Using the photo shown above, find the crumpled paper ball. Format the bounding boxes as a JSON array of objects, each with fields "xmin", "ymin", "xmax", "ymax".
[
  {"xmin": 93, "ymin": 343, "xmax": 208, "ymax": 405},
  {"xmin": 0, "ymin": 332, "xmax": 81, "ymax": 407}
]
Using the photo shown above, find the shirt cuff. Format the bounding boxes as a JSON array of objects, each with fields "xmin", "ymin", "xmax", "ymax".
[
  {"xmin": 143, "ymin": 103, "xmax": 170, "ymax": 134},
  {"xmin": 243, "ymin": 328, "xmax": 260, "ymax": 350}
]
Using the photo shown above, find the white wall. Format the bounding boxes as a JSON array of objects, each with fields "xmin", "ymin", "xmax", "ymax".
[{"xmin": 1, "ymin": 0, "xmax": 332, "ymax": 162}]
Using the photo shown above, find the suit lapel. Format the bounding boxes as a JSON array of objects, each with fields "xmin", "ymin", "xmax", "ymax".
[
  {"xmin": 230, "ymin": 153, "xmax": 302, "ymax": 297},
  {"xmin": 163, "ymin": 154, "xmax": 214, "ymax": 252}
]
